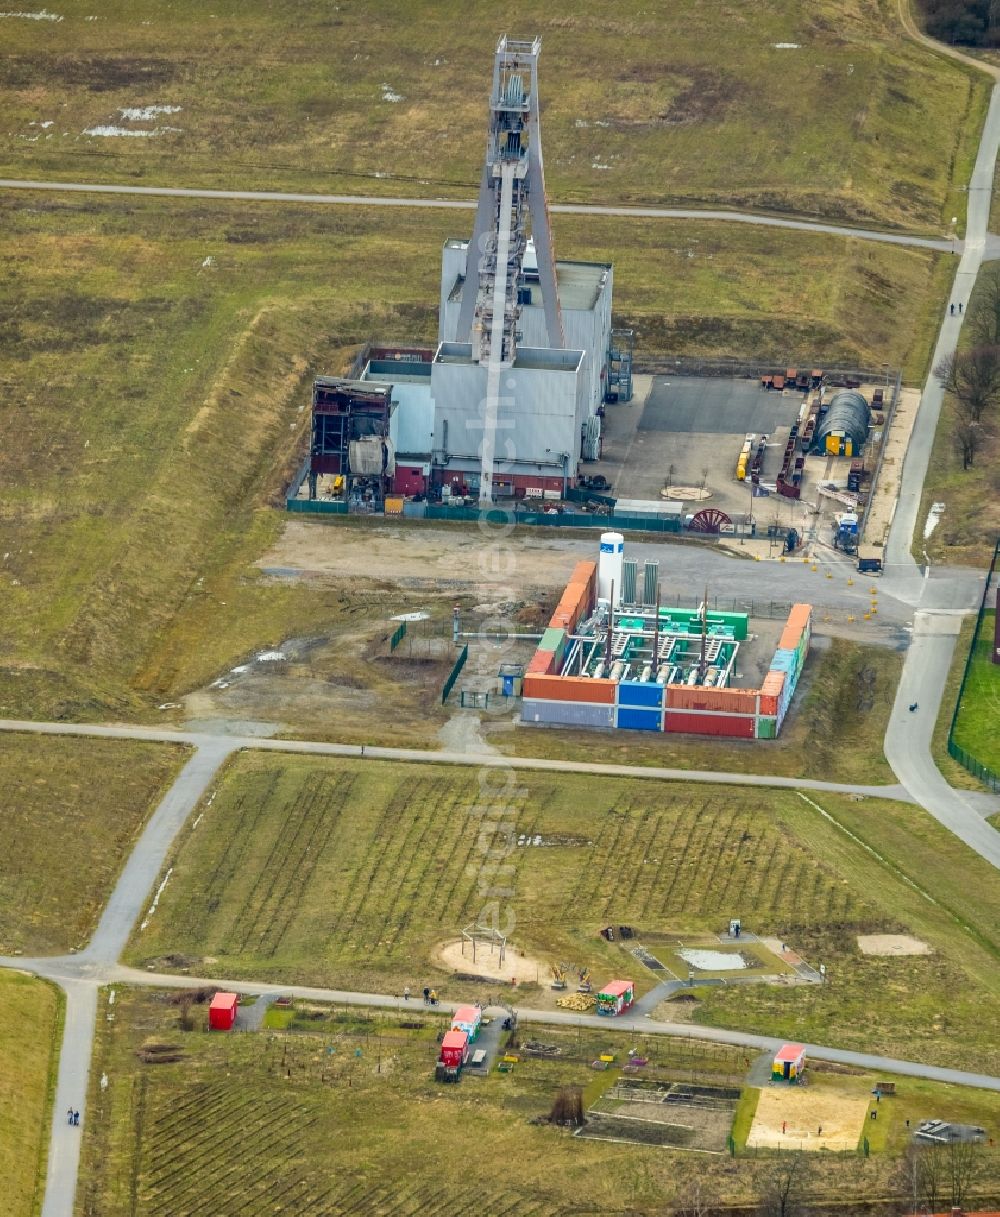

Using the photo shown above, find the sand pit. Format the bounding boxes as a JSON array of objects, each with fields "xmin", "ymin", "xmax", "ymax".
[
  {"xmin": 747, "ymin": 1085, "xmax": 870, "ymax": 1152},
  {"xmin": 857, "ymin": 934, "xmax": 931, "ymax": 957},
  {"xmin": 432, "ymin": 939, "xmax": 544, "ymax": 984}
]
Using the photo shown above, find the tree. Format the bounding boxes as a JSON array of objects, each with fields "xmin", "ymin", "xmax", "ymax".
[
  {"xmin": 755, "ymin": 1153, "xmax": 811, "ymax": 1217},
  {"xmin": 954, "ymin": 417, "xmax": 984, "ymax": 468},
  {"xmin": 893, "ymin": 1140, "xmax": 982, "ymax": 1210},
  {"xmin": 673, "ymin": 1177, "xmax": 714, "ymax": 1217},
  {"xmin": 936, "ymin": 344, "xmax": 1000, "ymax": 422},
  {"xmin": 969, "ymin": 264, "xmax": 1000, "ymax": 346}
]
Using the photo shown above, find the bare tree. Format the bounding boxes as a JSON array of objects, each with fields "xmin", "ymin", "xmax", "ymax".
[
  {"xmin": 756, "ymin": 1153, "xmax": 811, "ymax": 1217},
  {"xmin": 954, "ymin": 417, "xmax": 985, "ymax": 469},
  {"xmin": 969, "ymin": 264, "xmax": 1000, "ymax": 346},
  {"xmin": 673, "ymin": 1177, "xmax": 714, "ymax": 1217},
  {"xmin": 946, "ymin": 1139, "xmax": 978, "ymax": 1208},
  {"xmin": 936, "ymin": 344, "xmax": 1000, "ymax": 422}
]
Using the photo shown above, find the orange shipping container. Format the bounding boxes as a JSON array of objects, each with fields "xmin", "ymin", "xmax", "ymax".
[
  {"xmin": 522, "ymin": 674, "xmax": 616, "ymax": 704},
  {"xmin": 779, "ymin": 625, "xmax": 803, "ymax": 652},
  {"xmin": 570, "ymin": 560, "xmax": 597, "ymax": 594},
  {"xmin": 787, "ymin": 604, "xmax": 812, "ymax": 631},
  {"xmin": 758, "ymin": 672, "xmax": 785, "ymax": 717},
  {"xmin": 665, "ymin": 685, "xmax": 758, "ymax": 714}
]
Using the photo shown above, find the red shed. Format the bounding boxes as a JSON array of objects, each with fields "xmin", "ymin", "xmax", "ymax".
[
  {"xmin": 439, "ymin": 1029, "xmax": 469, "ymax": 1068},
  {"xmin": 208, "ymin": 991, "xmax": 238, "ymax": 1031}
]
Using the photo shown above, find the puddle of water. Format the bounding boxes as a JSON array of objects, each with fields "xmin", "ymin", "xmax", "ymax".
[{"xmin": 678, "ymin": 948, "xmax": 748, "ymax": 971}]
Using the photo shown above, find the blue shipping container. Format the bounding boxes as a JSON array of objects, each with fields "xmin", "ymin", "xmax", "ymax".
[
  {"xmin": 617, "ymin": 680, "xmax": 665, "ymax": 709},
  {"xmin": 615, "ymin": 706, "xmax": 663, "ymax": 732},
  {"xmin": 770, "ymin": 648, "xmax": 797, "ymax": 673}
]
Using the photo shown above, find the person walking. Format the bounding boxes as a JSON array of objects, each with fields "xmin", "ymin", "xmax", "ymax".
[
  {"xmin": 950, "ymin": 303, "xmax": 955, "ymax": 315},
  {"xmin": 422, "ymin": 986, "xmax": 430, "ymax": 1004},
  {"xmin": 959, "ymin": 302, "xmax": 963, "ymax": 314},
  {"xmin": 73, "ymin": 1111, "xmax": 80, "ymax": 1127},
  {"xmin": 67, "ymin": 1108, "xmax": 74, "ymax": 1126},
  {"xmin": 403, "ymin": 986, "xmax": 410, "ymax": 1001}
]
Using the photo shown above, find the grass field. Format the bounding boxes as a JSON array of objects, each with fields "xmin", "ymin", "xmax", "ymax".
[
  {"xmin": 0, "ymin": 0, "xmax": 988, "ymax": 231},
  {"xmin": 75, "ymin": 986, "xmax": 1000, "ymax": 1216},
  {"xmin": 691, "ymin": 789, "xmax": 1000, "ymax": 1070},
  {"xmin": 0, "ymin": 734, "xmax": 186, "ymax": 955},
  {"xmin": 491, "ymin": 638, "xmax": 903, "ymax": 785},
  {"xmin": 930, "ymin": 615, "xmax": 988, "ymax": 790},
  {"xmin": 0, "ymin": 193, "xmax": 950, "ymax": 725},
  {"xmin": 951, "ymin": 610, "xmax": 1000, "ymax": 773},
  {"xmin": 127, "ymin": 754, "xmax": 1000, "ymax": 1071},
  {"xmin": 917, "ymin": 263, "xmax": 1000, "ymax": 567},
  {"xmin": 0, "ymin": 971, "xmax": 62, "ymax": 1217}
]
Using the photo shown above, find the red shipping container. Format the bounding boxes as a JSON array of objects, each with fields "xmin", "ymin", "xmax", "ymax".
[
  {"xmin": 208, "ymin": 992, "xmax": 238, "ymax": 1031},
  {"xmin": 664, "ymin": 711, "xmax": 756, "ymax": 738},
  {"xmin": 439, "ymin": 1029, "xmax": 469, "ymax": 1068},
  {"xmin": 665, "ymin": 685, "xmax": 758, "ymax": 713},
  {"xmin": 526, "ymin": 650, "xmax": 556, "ymax": 676}
]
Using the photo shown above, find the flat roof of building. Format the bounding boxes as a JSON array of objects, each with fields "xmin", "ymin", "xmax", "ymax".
[
  {"xmin": 444, "ymin": 238, "xmax": 610, "ymax": 312},
  {"xmin": 434, "ymin": 341, "xmax": 583, "ymax": 372}
]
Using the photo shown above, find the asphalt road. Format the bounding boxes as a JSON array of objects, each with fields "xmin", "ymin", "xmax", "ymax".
[{"xmin": 0, "ymin": 177, "xmax": 956, "ymax": 252}]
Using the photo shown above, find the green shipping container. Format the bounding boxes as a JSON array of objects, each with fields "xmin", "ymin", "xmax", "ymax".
[
  {"xmin": 756, "ymin": 716, "xmax": 777, "ymax": 740},
  {"xmin": 539, "ymin": 627, "xmax": 567, "ymax": 667}
]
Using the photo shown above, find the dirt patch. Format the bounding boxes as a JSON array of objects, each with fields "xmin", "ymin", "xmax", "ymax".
[
  {"xmin": 747, "ymin": 1085, "xmax": 870, "ymax": 1151},
  {"xmin": 431, "ymin": 939, "xmax": 545, "ymax": 984},
  {"xmin": 857, "ymin": 934, "xmax": 931, "ymax": 957}
]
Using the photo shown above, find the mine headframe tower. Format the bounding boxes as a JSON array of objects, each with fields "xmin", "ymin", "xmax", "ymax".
[{"xmin": 457, "ymin": 36, "xmax": 566, "ymax": 505}]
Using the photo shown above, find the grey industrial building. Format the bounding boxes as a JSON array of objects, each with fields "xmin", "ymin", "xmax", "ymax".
[{"xmin": 308, "ymin": 35, "xmax": 629, "ymax": 506}]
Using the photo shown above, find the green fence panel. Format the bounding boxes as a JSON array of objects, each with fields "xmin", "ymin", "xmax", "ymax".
[
  {"xmin": 389, "ymin": 621, "xmax": 407, "ymax": 652},
  {"xmin": 286, "ymin": 499, "xmax": 348, "ymax": 515},
  {"xmin": 947, "ymin": 539, "xmax": 1000, "ymax": 791},
  {"xmin": 442, "ymin": 644, "xmax": 469, "ymax": 704}
]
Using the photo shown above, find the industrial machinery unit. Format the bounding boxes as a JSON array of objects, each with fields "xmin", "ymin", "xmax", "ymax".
[
  {"xmin": 308, "ymin": 378, "xmax": 395, "ymax": 510},
  {"xmin": 522, "ymin": 535, "xmax": 811, "ymax": 739}
]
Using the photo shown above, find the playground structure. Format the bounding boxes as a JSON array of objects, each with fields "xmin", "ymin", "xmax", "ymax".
[{"xmin": 460, "ymin": 922, "xmax": 507, "ymax": 969}]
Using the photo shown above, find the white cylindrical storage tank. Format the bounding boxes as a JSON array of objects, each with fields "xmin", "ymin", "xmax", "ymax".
[{"xmin": 598, "ymin": 532, "xmax": 625, "ymax": 608}]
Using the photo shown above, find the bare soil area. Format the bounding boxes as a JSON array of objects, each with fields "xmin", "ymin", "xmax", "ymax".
[
  {"xmin": 747, "ymin": 1085, "xmax": 869, "ymax": 1151},
  {"xmin": 432, "ymin": 939, "xmax": 546, "ymax": 984},
  {"xmin": 856, "ymin": 934, "xmax": 932, "ymax": 956}
]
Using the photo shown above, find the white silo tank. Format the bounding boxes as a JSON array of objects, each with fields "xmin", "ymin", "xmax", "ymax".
[{"xmin": 598, "ymin": 532, "xmax": 625, "ymax": 608}]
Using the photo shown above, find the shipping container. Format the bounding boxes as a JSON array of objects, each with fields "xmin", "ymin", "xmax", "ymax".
[
  {"xmin": 569, "ymin": 560, "xmax": 598, "ymax": 602},
  {"xmin": 615, "ymin": 705, "xmax": 662, "ymax": 732},
  {"xmin": 779, "ymin": 625, "xmax": 803, "ymax": 652},
  {"xmin": 526, "ymin": 650, "xmax": 556, "ymax": 676},
  {"xmin": 769, "ymin": 648, "xmax": 797, "ymax": 673},
  {"xmin": 617, "ymin": 680, "xmax": 665, "ymax": 709},
  {"xmin": 439, "ymin": 1029, "xmax": 469, "ymax": 1068},
  {"xmin": 596, "ymin": 979, "xmax": 634, "ymax": 1016},
  {"xmin": 787, "ymin": 604, "xmax": 812, "ymax": 632},
  {"xmin": 522, "ymin": 698, "xmax": 615, "ymax": 728},
  {"xmin": 757, "ymin": 671, "xmax": 785, "ymax": 717},
  {"xmin": 665, "ymin": 685, "xmax": 758, "ymax": 713},
  {"xmin": 664, "ymin": 711, "xmax": 756, "ymax": 739},
  {"xmin": 451, "ymin": 1005, "xmax": 482, "ymax": 1041},
  {"xmin": 756, "ymin": 716, "xmax": 777, "ymax": 740},
  {"xmin": 526, "ymin": 674, "xmax": 617, "ymax": 704},
  {"xmin": 208, "ymin": 992, "xmax": 238, "ymax": 1031}
]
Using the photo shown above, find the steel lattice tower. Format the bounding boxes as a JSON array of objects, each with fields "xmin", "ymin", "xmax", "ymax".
[{"xmin": 458, "ymin": 36, "xmax": 564, "ymax": 504}]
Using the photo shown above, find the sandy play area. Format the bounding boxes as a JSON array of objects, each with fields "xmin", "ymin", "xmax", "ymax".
[
  {"xmin": 432, "ymin": 939, "xmax": 545, "ymax": 984},
  {"xmin": 857, "ymin": 934, "xmax": 931, "ymax": 956},
  {"xmin": 747, "ymin": 1085, "xmax": 871, "ymax": 1151}
]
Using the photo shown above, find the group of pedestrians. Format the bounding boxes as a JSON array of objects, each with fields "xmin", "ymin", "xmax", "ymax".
[
  {"xmin": 400, "ymin": 985, "xmax": 438, "ymax": 1005},
  {"xmin": 950, "ymin": 301, "xmax": 964, "ymax": 315},
  {"xmin": 66, "ymin": 1108, "xmax": 80, "ymax": 1127}
]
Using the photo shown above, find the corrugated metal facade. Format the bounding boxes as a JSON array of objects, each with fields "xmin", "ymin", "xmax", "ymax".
[
  {"xmin": 615, "ymin": 706, "xmax": 662, "ymax": 731},
  {"xmin": 617, "ymin": 681, "xmax": 665, "ymax": 708},
  {"xmin": 438, "ymin": 241, "xmax": 613, "ymax": 415},
  {"xmin": 664, "ymin": 711, "xmax": 756, "ymax": 739},
  {"xmin": 430, "ymin": 345, "xmax": 585, "ymax": 479},
  {"xmin": 523, "ymin": 699, "xmax": 615, "ymax": 728}
]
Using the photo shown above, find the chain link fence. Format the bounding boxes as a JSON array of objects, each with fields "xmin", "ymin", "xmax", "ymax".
[{"xmin": 947, "ymin": 539, "xmax": 1000, "ymax": 792}]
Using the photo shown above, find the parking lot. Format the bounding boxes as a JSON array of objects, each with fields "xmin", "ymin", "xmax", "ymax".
[{"xmin": 590, "ymin": 375, "xmax": 799, "ymax": 521}]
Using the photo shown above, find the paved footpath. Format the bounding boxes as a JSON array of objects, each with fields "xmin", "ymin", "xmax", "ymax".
[{"xmin": 0, "ymin": 177, "xmax": 957, "ymax": 252}]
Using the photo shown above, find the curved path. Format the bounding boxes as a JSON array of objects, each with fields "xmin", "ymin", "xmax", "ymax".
[{"xmin": 0, "ymin": 177, "xmax": 957, "ymax": 253}]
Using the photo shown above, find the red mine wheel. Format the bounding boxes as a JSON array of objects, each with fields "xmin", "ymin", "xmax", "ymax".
[{"xmin": 689, "ymin": 508, "xmax": 732, "ymax": 533}]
